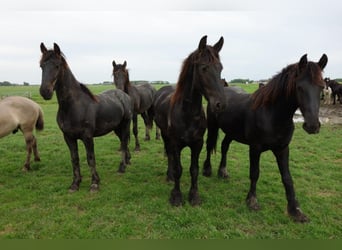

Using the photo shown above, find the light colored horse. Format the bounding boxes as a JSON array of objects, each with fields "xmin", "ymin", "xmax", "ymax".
[
  {"xmin": 323, "ymin": 86, "xmax": 332, "ymax": 104},
  {"xmin": 0, "ymin": 96, "xmax": 44, "ymax": 171}
]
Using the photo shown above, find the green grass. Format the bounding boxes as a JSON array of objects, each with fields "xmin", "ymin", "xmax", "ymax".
[{"xmin": 0, "ymin": 85, "xmax": 341, "ymax": 239}]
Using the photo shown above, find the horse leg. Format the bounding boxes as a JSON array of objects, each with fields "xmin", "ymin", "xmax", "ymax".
[
  {"xmin": 32, "ymin": 135, "xmax": 41, "ymax": 162},
  {"xmin": 189, "ymin": 141, "xmax": 202, "ymax": 206},
  {"xmin": 132, "ymin": 113, "xmax": 140, "ymax": 151},
  {"xmin": 169, "ymin": 147, "xmax": 183, "ymax": 206},
  {"xmin": 155, "ymin": 126, "xmax": 161, "ymax": 140},
  {"xmin": 63, "ymin": 135, "xmax": 82, "ymax": 192},
  {"xmin": 115, "ymin": 118, "xmax": 131, "ymax": 173},
  {"xmin": 82, "ymin": 137, "xmax": 100, "ymax": 192},
  {"xmin": 141, "ymin": 112, "xmax": 151, "ymax": 141},
  {"xmin": 161, "ymin": 132, "xmax": 174, "ymax": 181},
  {"xmin": 203, "ymin": 119, "xmax": 219, "ymax": 177},
  {"xmin": 23, "ymin": 132, "xmax": 34, "ymax": 171},
  {"xmin": 272, "ymin": 147, "xmax": 309, "ymax": 223},
  {"xmin": 246, "ymin": 146, "xmax": 261, "ymax": 211},
  {"xmin": 218, "ymin": 135, "xmax": 231, "ymax": 178}
]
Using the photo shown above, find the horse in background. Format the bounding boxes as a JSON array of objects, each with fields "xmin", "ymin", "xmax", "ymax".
[
  {"xmin": 203, "ymin": 54, "xmax": 328, "ymax": 222},
  {"xmin": 0, "ymin": 96, "xmax": 44, "ymax": 171},
  {"xmin": 322, "ymin": 84, "xmax": 332, "ymax": 105},
  {"xmin": 153, "ymin": 36, "xmax": 226, "ymax": 206},
  {"xmin": 40, "ymin": 43, "xmax": 132, "ymax": 192},
  {"xmin": 324, "ymin": 77, "xmax": 342, "ymax": 104},
  {"xmin": 112, "ymin": 61, "xmax": 158, "ymax": 151}
]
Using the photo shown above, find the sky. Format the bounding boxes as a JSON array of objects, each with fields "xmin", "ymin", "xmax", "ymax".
[{"xmin": 0, "ymin": 0, "xmax": 341, "ymax": 85}]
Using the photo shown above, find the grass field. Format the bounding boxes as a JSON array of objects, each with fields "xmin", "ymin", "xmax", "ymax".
[{"xmin": 0, "ymin": 84, "xmax": 341, "ymax": 239}]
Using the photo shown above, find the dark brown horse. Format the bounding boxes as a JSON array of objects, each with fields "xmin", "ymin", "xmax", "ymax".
[
  {"xmin": 39, "ymin": 43, "xmax": 133, "ymax": 192},
  {"xmin": 153, "ymin": 36, "xmax": 226, "ymax": 206},
  {"xmin": 203, "ymin": 54, "xmax": 328, "ymax": 222},
  {"xmin": 112, "ymin": 61, "xmax": 158, "ymax": 151},
  {"xmin": 324, "ymin": 77, "xmax": 342, "ymax": 104}
]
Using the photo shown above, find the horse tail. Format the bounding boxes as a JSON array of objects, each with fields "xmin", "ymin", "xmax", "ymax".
[{"xmin": 35, "ymin": 108, "xmax": 44, "ymax": 131}]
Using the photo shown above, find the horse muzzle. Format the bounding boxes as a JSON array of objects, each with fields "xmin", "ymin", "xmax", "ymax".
[
  {"xmin": 40, "ymin": 83, "xmax": 55, "ymax": 100},
  {"xmin": 303, "ymin": 121, "xmax": 321, "ymax": 134}
]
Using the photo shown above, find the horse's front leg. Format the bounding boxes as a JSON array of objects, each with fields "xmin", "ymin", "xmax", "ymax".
[
  {"xmin": 169, "ymin": 147, "xmax": 183, "ymax": 206},
  {"xmin": 63, "ymin": 134, "xmax": 82, "ymax": 192},
  {"xmin": 141, "ymin": 112, "xmax": 151, "ymax": 141},
  {"xmin": 273, "ymin": 147, "xmax": 309, "ymax": 223},
  {"xmin": 115, "ymin": 118, "xmax": 131, "ymax": 173},
  {"xmin": 246, "ymin": 146, "xmax": 261, "ymax": 211},
  {"xmin": 82, "ymin": 137, "xmax": 100, "ymax": 192},
  {"xmin": 189, "ymin": 141, "xmax": 202, "ymax": 206}
]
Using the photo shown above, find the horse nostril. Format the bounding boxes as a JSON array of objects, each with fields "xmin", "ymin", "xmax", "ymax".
[{"xmin": 216, "ymin": 102, "xmax": 221, "ymax": 110}]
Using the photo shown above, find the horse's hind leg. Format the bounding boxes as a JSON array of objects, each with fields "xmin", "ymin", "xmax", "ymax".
[
  {"xmin": 218, "ymin": 135, "xmax": 231, "ymax": 178},
  {"xmin": 23, "ymin": 132, "xmax": 34, "ymax": 171},
  {"xmin": 141, "ymin": 112, "xmax": 151, "ymax": 141},
  {"xmin": 115, "ymin": 118, "xmax": 131, "ymax": 173},
  {"xmin": 132, "ymin": 113, "xmax": 140, "ymax": 151},
  {"xmin": 32, "ymin": 135, "xmax": 41, "ymax": 162},
  {"xmin": 246, "ymin": 146, "xmax": 261, "ymax": 211}
]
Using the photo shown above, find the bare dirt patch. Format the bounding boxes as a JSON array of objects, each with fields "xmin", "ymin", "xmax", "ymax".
[{"xmin": 319, "ymin": 103, "xmax": 342, "ymax": 125}]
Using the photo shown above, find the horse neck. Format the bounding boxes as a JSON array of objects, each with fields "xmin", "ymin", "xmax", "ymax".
[
  {"xmin": 55, "ymin": 67, "xmax": 82, "ymax": 105},
  {"xmin": 272, "ymin": 92, "xmax": 298, "ymax": 121}
]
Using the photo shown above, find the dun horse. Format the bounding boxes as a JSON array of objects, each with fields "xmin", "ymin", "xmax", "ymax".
[
  {"xmin": 153, "ymin": 36, "xmax": 226, "ymax": 206},
  {"xmin": 39, "ymin": 43, "xmax": 132, "ymax": 192},
  {"xmin": 203, "ymin": 54, "xmax": 328, "ymax": 222},
  {"xmin": 0, "ymin": 96, "xmax": 44, "ymax": 171},
  {"xmin": 112, "ymin": 61, "xmax": 158, "ymax": 151}
]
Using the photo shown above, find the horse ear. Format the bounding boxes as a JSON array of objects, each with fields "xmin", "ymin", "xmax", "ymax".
[
  {"xmin": 123, "ymin": 61, "xmax": 127, "ymax": 68},
  {"xmin": 318, "ymin": 54, "xmax": 328, "ymax": 70},
  {"xmin": 213, "ymin": 36, "xmax": 224, "ymax": 53},
  {"xmin": 112, "ymin": 60, "xmax": 116, "ymax": 67},
  {"xmin": 53, "ymin": 43, "xmax": 61, "ymax": 56},
  {"xmin": 40, "ymin": 42, "xmax": 47, "ymax": 54},
  {"xmin": 198, "ymin": 35, "xmax": 207, "ymax": 50},
  {"xmin": 298, "ymin": 54, "xmax": 308, "ymax": 71}
]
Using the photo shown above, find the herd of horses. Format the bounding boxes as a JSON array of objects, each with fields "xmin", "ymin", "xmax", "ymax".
[{"xmin": 0, "ymin": 35, "xmax": 332, "ymax": 223}]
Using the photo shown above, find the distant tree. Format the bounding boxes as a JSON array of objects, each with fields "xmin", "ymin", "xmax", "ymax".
[{"xmin": 23, "ymin": 82, "xmax": 30, "ymax": 86}]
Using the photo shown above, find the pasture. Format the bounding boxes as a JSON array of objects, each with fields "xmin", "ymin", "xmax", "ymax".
[{"xmin": 0, "ymin": 84, "xmax": 341, "ymax": 239}]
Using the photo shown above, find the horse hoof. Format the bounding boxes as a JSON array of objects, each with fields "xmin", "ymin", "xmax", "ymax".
[
  {"xmin": 69, "ymin": 184, "xmax": 79, "ymax": 193},
  {"xmin": 218, "ymin": 169, "xmax": 229, "ymax": 179},
  {"xmin": 189, "ymin": 191, "xmax": 201, "ymax": 206},
  {"xmin": 34, "ymin": 157, "xmax": 41, "ymax": 162},
  {"xmin": 202, "ymin": 169, "xmax": 212, "ymax": 177},
  {"xmin": 170, "ymin": 190, "xmax": 183, "ymax": 206},
  {"xmin": 246, "ymin": 196, "xmax": 260, "ymax": 211},
  {"xmin": 90, "ymin": 184, "xmax": 99, "ymax": 193},
  {"xmin": 22, "ymin": 166, "xmax": 30, "ymax": 172},
  {"xmin": 289, "ymin": 207, "xmax": 310, "ymax": 223}
]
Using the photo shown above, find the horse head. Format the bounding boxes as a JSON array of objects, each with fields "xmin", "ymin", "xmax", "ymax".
[
  {"xmin": 39, "ymin": 42, "xmax": 64, "ymax": 100},
  {"xmin": 112, "ymin": 60, "xmax": 129, "ymax": 92},
  {"xmin": 192, "ymin": 36, "xmax": 226, "ymax": 113},
  {"xmin": 296, "ymin": 54, "xmax": 328, "ymax": 134}
]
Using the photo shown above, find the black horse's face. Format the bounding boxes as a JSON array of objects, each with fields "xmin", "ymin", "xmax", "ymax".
[
  {"xmin": 296, "ymin": 54, "xmax": 328, "ymax": 134},
  {"xmin": 112, "ymin": 60, "xmax": 128, "ymax": 91},
  {"xmin": 39, "ymin": 43, "xmax": 63, "ymax": 100},
  {"xmin": 193, "ymin": 36, "xmax": 226, "ymax": 113}
]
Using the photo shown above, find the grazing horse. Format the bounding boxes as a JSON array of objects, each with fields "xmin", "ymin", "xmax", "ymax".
[
  {"xmin": 112, "ymin": 61, "xmax": 158, "ymax": 151},
  {"xmin": 324, "ymin": 77, "xmax": 342, "ymax": 104},
  {"xmin": 39, "ymin": 43, "xmax": 132, "ymax": 192},
  {"xmin": 203, "ymin": 54, "xmax": 328, "ymax": 222},
  {"xmin": 0, "ymin": 96, "xmax": 44, "ymax": 171},
  {"xmin": 153, "ymin": 36, "xmax": 226, "ymax": 206}
]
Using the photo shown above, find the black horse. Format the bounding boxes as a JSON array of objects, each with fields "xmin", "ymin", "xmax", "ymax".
[
  {"xmin": 39, "ymin": 43, "xmax": 132, "ymax": 192},
  {"xmin": 153, "ymin": 36, "xmax": 226, "ymax": 206},
  {"xmin": 203, "ymin": 54, "xmax": 328, "ymax": 222},
  {"xmin": 324, "ymin": 77, "xmax": 342, "ymax": 104},
  {"xmin": 112, "ymin": 60, "xmax": 159, "ymax": 151}
]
